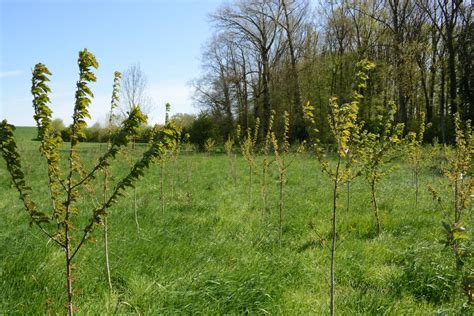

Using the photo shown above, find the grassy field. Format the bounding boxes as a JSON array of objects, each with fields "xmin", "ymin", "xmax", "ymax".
[{"xmin": 0, "ymin": 127, "xmax": 471, "ymax": 314}]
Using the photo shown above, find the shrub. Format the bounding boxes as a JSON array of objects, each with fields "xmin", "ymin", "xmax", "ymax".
[
  {"xmin": 51, "ymin": 118, "xmax": 65, "ymax": 135},
  {"xmin": 188, "ymin": 113, "xmax": 219, "ymax": 150}
]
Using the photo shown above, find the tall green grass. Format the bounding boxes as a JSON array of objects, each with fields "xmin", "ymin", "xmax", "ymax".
[{"xmin": 0, "ymin": 127, "xmax": 471, "ymax": 314}]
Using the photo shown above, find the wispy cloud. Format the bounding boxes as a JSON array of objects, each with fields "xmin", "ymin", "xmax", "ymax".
[{"xmin": 0, "ymin": 70, "xmax": 23, "ymax": 78}]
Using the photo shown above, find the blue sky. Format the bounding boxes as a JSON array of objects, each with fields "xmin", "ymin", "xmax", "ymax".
[{"xmin": 0, "ymin": 0, "xmax": 221, "ymax": 126}]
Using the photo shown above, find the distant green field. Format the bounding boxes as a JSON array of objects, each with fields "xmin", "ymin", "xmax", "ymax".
[{"xmin": 0, "ymin": 126, "xmax": 471, "ymax": 314}]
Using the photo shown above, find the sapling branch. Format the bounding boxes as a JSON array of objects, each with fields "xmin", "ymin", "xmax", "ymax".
[
  {"xmin": 103, "ymin": 70, "xmax": 121, "ymax": 292},
  {"xmin": 72, "ymin": 107, "xmax": 147, "ymax": 190},
  {"xmin": 0, "ymin": 49, "xmax": 178, "ymax": 315},
  {"xmin": 32, "ymin": 64, "xmax": 63, "ymax": 217}
]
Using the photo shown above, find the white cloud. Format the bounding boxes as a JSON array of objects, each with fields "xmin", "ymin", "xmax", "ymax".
[{"xmin": 0, "ymin": 70, "xmax": 23, "ymax": 78}]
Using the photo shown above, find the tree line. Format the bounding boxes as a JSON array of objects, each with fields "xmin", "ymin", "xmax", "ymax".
[{"xmin": 192, "ymin": 0, "xmax": 473, "ymax": 144}]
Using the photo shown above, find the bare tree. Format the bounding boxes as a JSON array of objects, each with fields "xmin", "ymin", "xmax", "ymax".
[
  {"xmin": 194, "ymin": 0, "xmax": 472, "ymax": 144},
  {"xmin": 228, "ymin": 37, "xmax": 253, "ymax": 130},
  {"xmin": 192, "ymin": 35, "xmax": 234, "ymax": 137},
  {"xmin": 212, "ymin": 0, "xmax": 284, "ymax": 135},
  {"xmin": 419, "ymin": 0, "xmax": 464, "ymax": 118},
  {"xmin": 121, "ymin": 63, "xmax": 152, "ymax": 116},
  {"xmin": 276, "ymin": 0, "xmax": 310, "ymax": 139}
]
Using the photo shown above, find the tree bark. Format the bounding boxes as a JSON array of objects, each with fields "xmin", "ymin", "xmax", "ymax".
[
  {"xmin": 440, "ymin": 63, "xmax": 446, "ymax": 144},
  {"xmin": 261, "ymin": 48, "xmax": 272, "ymax": 137},
  {"xmin": 447, "ymin": 33, "xmax": 457, "ymax": 115},
  {"xmin": 281, "ymin": 0, "xmax": 303, "ymax": 139}
]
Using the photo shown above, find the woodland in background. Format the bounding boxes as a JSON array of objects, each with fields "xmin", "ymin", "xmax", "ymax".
[{"xmin": 192, "ymin": 0, "xmax": 473, "ymax": 144}]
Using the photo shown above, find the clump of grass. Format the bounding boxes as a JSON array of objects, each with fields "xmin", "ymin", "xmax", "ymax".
[
  {"xmin": 2, "ymin": 124, "xmax": 471, "ymax": 314},
  {"xmin": 395, "ymin": 242, "xmax": 459, "ymax": 304}
]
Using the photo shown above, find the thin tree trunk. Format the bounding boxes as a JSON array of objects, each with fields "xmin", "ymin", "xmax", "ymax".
[
  {"xmin": 370, "ymin": 179, "xmax": 381, "ymax": 236},
  {"xmin": 248, "ymin": 164, "xmax": 252, "ymax": 209},
  {"xmin": 454, "ymin": 176, "xmax": 463, "ymax": 271},
  {"xmin": 281, "ymin": 0, "xmax": 302, "ymax": 139},
  {"xmin": 134, "ymin": 188, "xmax": 140, "ymax": 232},
  {"xmin": 440, "ymin": 64, "xmax": 446, "ymax": 144},
  {"xmin": 330, "ymin": 157, "xmax": 341, "ymax": 316},
  {"xmin": 447, "ymin": 33, "xmax": 457, "ymax": 115},
  {"xmin": 454, "ymin": 177, "xmax": 459, "ymax": 223},
  {"xmin": 233, "ymin": 154, "xmax": 237, "ymax": 187},
  {"xmin": 161, "ymin": 161, "xmax": 165, "ymax": 215},
  {"xmin": 346, "ymin": 154, "xmax": 351, "ymax": 212},
  {"xmin": 398, "ymin": 91, "xmax": 409, "ymax": 133},
  {"xmin": 129, "ymin": 142, "xmax": 140, "ymax": 231},
  {"xmin": 427, "ymin": 53, "xmax": 437, "ymax": 124},
  {"xmin": 261, "ymin": 49, "xmax": 271, "ymax": 136},
  {"xmin": 103, "ymin": 168, "xmax": 113, "ymax": 291},
  {"xmin": 427, "ymin": 5, "xmax": 439, "ymax": 124},
  {"xmin": 103, "ymin": 216, "xmax": 112, "ymax": 291},
  {"xmin": 262, "ymin": 160, "xmax": 268, "ymax": 217},
  {"xmin": 279, "ymin": 170, "xmax": 284, "ymax": 246},
  {"xmin": 243, "ymin": 73, "xmax": 249, "ymax": 131},
  {"xmin": 420, "ymin": 62, "xmax": 431, "ymax": 123},
  {"xmin": 415, "ymin": 168, "xmax": 419, "ymax": 207},
  {"xmin": 65, "ymin": 225, "xmax": 73, "ymax": 316},
  {"xmin": 171, "ymin": 160, "xmax": 175, "ymax": 200},
  {"xmin": 346, "ymin": 180, "xmax": 350, "ymax": 212}
]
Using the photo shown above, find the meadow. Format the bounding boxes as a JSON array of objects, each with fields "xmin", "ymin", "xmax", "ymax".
[{"xmin": 0, "ymin": 126, "xmax": 471, "ymax": 314}]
